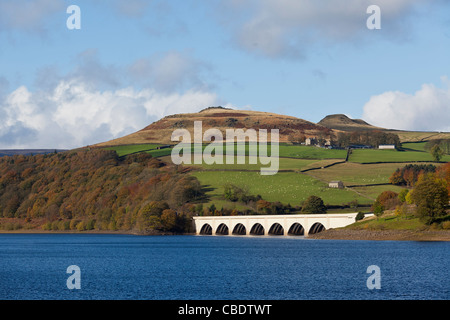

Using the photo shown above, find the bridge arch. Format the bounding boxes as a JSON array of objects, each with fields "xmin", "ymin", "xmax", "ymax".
[
  {"xmin": 268, "ymin": 223, "xmax": 284, "ymax": 235},
  {"xmin": 199, "ymin": 223, "xmax": 213, "ymax": 235},
  {"xmin": 216, "ymin": 223, "xmax": 229, "ymax": 235},
  {"xmin": 309, "ymin": 222, "xmax": 325, "ymax": 235},
  {"xmin": 250, "ymin": 223, "xmax": 265, "ymax": 236},
  {"xmin": 232, "ymin": 223, "xmax": 246, "ymax": 235},
  {"xmin": 288, "ymin": 223, "xmax": 305, "ymax": 236}
]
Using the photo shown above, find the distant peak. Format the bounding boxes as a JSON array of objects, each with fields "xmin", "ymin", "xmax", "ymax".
[{"xmin": 318, "ymin": 114, "xmax": 377, "ymax": 131}]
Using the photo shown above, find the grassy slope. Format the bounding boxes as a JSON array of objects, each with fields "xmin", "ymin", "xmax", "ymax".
[
  {"xmin": 191, "ymin": 170, "xmax": 370, "ymax": 206},
  {"xmin": 349, "ymin": 148, "xmax": 450, "ymax": 163},
  {"xmin": 350, "ymin": 212, "xmax": 425, "ymax": 231},
  {"xmin": 104, "ymin": 144, "xmax": 162, "ymax": 157},
  {"xmin": 305, "ymin": 162, "xmax": 440, "ymax": 186},
  {"xmin": 102, "ymin": 142, "xmax": 448, "ymax": 210}
]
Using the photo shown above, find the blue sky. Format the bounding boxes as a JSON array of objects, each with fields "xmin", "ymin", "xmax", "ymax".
[{"xmin": 0, "ymin": 0, "xmax": 450, "ymax": 148}]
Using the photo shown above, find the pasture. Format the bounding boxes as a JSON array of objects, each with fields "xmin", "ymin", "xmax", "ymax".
[
  {"xmin": 348, "ymin": 148, "xmax": 450, "ymax": 163},
  {"xmin": 304, "ymin": 162, "xmax": 439, "ymax": 186},
  {"xmin": 191, "ymin": 170, "xmax": 371, "ymax": 206}
]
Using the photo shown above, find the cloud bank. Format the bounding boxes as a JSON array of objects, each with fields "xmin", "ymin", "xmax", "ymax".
[
  {"xmin": 0, "ymin": 50, "xmax": 226, "ymax": 149},
  {"xmin": 0, "ymin": 80, "xmax": 220, "ymax": 149},
  {"xmin": 362, "ymin": 77, "xmax": 450, "ymax": 132},
  {"xmin": 218, "ymin": 0, "xmax": 431, "ymax": 58}
]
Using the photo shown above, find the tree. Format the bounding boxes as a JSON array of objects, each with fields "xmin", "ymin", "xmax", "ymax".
[
  {"xmin": 372, "ymin": 201, "xmax": 384, "ymax": 219},
  {"xmin": 160, "ymin": 209, "xmax": 178, "ymax": 232},
  {"xmin": 398, "ymin": 189, "xmax": 409, "ymax": 203},
  {"xmin": 374, "ymin": 190, "xmax": 399, "ymax": 209},
  {"xmin": 431, "ymin": 145, "xmax": 444, "ymax": 162},
  {"xmin": 256, "ymin": 199, "xmax": 271, "ymax": 214},
  {"xmin": 136, "ymin": 201, "xmax": 169, "ymax": 232},
  {"xmin": 436, "ymin": 162, "xmax": 450, "ymax": 196},
  {"xmin": 355, "ymin": 212, "xmax": 365, "ymax": 221},
  {"xmin": 410, "ymin": 174, "xmax": 448, "ymax": 224},
  {"xmin": 301, "ymin": 196, "xmax": 327, "ymax": 214},
  {"xmin": 371, "ymin": 190, "xmax": 399, "ymax": 219}
]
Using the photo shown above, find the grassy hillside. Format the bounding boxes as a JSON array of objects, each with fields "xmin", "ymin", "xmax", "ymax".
[
  {"xmin": 99, "ymin": 138, "xmax": 449, "ymax": 215},
  {"xmin": 104, "ymin": 144, "xmax": 162, "ymax": 157},
  {"xmin": 348, "ymin": 149, "xmax": 450, "ymax": 163},
  {"xmin": 95, "ymin": 110, "xmax": 449, "ymax": 220},
  {"xmin": 94, "ymin": 107, "xmax": 332, "ymax": 146},
  {"xmin": 191, "ymin": 170, "xmax": 369, "ymax": 207}
]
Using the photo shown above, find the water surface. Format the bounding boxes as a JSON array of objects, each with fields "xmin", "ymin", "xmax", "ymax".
[{"xmin": 0, "ymin": 234, "xmax": 448, "ymax": 300}]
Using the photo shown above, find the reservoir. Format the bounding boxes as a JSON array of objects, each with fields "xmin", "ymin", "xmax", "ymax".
[{"xmin": 0, "ymin": 234, "xmax": 448, "ymax": 300}]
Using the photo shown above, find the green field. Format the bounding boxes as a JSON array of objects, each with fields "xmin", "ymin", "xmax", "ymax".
[
  {"xmin": 105, "ymin": 144, "xmax": 162, "ymax": 157},
  {"xmin": 103, "ymin": 141, "xmax": 448, "ymax": 213},
  {"xmin": 305, "ymin": 162, "xmax": 437, "ymax": 186},
  {"xmin": 192, "ymin": 170, "xmax": 371, "ymax": 206},
  {"xmin": 349, "ymin": 184, "xmax": 406, "ymax": 201},
  {"xmin": 278, "ymin": 145, "xmax": 347, "ymax": 159},
  {"xmin": 348, "ymin": 149, "xmax": 450, "ymax": 163},
  {"xmin": 401, "ymin": 142, "xmax": 427, "ymax": 152},
  {"xmin": 180, "ymin": 156, "xmax": 340, "ymax": 171},
  {"xmin": 349, "ymin": 213, "xmax": 425, "ymax": 230}
]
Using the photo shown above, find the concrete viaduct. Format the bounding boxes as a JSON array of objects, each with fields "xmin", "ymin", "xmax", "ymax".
[{"xmin": 193, "ymin": 213, "xmax": 359, "ymax": 237}]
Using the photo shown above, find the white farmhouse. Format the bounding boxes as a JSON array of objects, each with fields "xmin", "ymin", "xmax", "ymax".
[
  {"xmin": 378, "ymin": 145, "xmax": 396, "ymax": 150},
  {"xmin": 329, "ymin": 181, "xmax": 344, "ymax": 189}
]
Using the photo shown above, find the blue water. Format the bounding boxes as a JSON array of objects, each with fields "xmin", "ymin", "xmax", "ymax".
[{"xmin": 0, "ymin": 234, "xmax": 448, "ymax": 300}]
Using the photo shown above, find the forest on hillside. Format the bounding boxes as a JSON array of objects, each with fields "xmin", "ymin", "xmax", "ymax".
[{"xmin": 0, "ymin": 149, "xmax": 204, "ymax": 233}]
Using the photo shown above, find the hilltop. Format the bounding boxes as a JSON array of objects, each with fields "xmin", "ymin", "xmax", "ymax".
[
  {"xmin": 94, "ymin": 108, "xmax": 450, "ymax": 147},
  {"xmin": 94, "ymin": 107, "xmax": 333, "ymax": 147},
  {"xmin": 317, "ymin": 114, "xmax": 383, "ymax": 131}
]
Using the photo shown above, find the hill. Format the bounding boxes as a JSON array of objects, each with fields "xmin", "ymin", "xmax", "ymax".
[
  {"xmin": 318, "ymin": 114, "xmax": 383, "ymax": 131},
  {"xmin": 94, "ymin": 108, "xmax": 450, "ymax": 147},
  {"xmin": 0, "ymin": 150, "xmax": 204, "ymax": 233},
  {"xmin": 94, "ymin": 107, "xmax": 333, "ymax": 147},
  {"xmin": 318, "ymin": 114, "xmax": 450, "ymax": 142}
]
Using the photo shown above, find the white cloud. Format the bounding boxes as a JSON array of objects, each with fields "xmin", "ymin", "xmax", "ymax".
[
  {"xmin": 217, "ymin": 0, "xmax": 434, "ymax": 58},
  {"xmin": 362, "ymin": 77, "xmax": 450, "ymax": 132},
  {"xmin": 0, "ymin": 79, "xmax": 222, "ymax": 149},
  {"xmin": 0, "ymin": 47, "xmax": 227, "ymax": 149}
]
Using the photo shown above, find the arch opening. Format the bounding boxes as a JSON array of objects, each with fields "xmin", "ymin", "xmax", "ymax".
[
  {"xmin": 216, "ymin": 223, "xmax": 229, "ymax": 235},
  {"xmin": 309, "ymin": 222, "xmax": 325, "ymax": 235},
  {"xmin": 199, "ymin": 223, "xmax": 212, "ymax": 235},
  {"xmin": 268, "ymin": 223, "xmax": 284, "ymax": 235},
  {"xmin": 232, "ymin": 223, "xmax": 246, "ymax": 235},
  {"xmin": 288, "ymin": 223, "xmax": 305, "ymax": 236},
  {"xmin": 250, "ymin": 223, "xmax": 265, "ymax": 236}
]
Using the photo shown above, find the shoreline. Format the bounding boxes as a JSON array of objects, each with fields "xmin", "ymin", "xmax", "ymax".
[
  {"xmin": 0, "ymin": 229, "xmax": 191, "ymax": 236},
  {"xmin": 307, "ymin": 229, "xmax": 450, "ymax": 241},
  {"xmin": 1, "ymin": 228, "xmax": 450, "ymax": 241}
]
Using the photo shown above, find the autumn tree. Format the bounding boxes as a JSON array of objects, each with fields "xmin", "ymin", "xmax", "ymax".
[
  {"xmin": 436, "ymin": 162, "xmax": 450, "ymax": 196},
  {"xmin": 410, "ymin": 174, "xmax": 448, "ymax": 224},
  {"xmin": 372, "ymin": 190, "xmax": 399, "ymax": 218}
]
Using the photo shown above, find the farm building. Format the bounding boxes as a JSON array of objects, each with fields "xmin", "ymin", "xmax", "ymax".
[
  {"xmin": 378, "ymin": 145, "xmax": 396, "ymax": 150},
  {"xmin": 329, "ymin": 181, "xmax": 344, "ymax": 189},
  {"xmin": 305, "ymin": 138, "xmax": 317, "ymax": 146}
]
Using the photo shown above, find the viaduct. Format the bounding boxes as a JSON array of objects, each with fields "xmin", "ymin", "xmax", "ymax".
[{"xmin": 193, "ymin": 213, "xmax": 360, "ymax": 237}]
